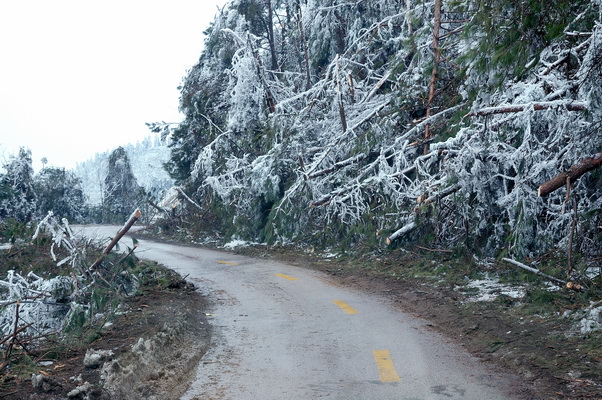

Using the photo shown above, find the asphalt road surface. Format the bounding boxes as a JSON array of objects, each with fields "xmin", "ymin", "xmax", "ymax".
[{"xmin": 80, "ymin": 225, "xmax": 518, "ymax": 400}]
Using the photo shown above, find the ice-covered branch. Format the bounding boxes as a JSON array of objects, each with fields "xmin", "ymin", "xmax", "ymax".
[{"xmin": 468, "ymin": 101, "xmax": 587, "ymax": 117}]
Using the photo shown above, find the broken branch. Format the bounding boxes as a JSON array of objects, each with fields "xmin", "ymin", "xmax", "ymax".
[
  {"xmin": 502, "ymin": 258, "xmax": 565, "ymax": 286},
  {"xmin": 421, "ymin": 185, "xmax": 461, "ymax": 205},
  {"xmin": 468, "ymin": 101, "xmax": 587, "ymax": 117},
  {"xmin": 89, "ymin": 209, "xmax": 141, "ymax": 271},
  {"xmin": 538, "ymin": 151, "xmax": 602, "ymax": 197}
]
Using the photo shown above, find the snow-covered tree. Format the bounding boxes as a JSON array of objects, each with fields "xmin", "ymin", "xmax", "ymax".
[
  {"xmin": 34, "ymin": 167, "xmax": 86, "ymax": 222},
  {"xmin": 0, "ymin": 148, "xmax": 37, "ymax": 223},
  {"xmin": 76, "ymin": 134, "xmax": 173, "ymax": 207},
  {"xmin": 103, "ymin": 147, "xmax": 142, "ymax": 223}
]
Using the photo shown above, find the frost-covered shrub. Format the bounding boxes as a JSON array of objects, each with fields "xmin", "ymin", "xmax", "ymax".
[
  {"xmin": 0, "ymin": 148, "xmax": 36, "ymax": 223},
  {"xmin": 0, "ymin": 271, "xmax": 75, "ymax": 338}
]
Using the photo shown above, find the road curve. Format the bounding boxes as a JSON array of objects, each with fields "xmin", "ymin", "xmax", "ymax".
[{"xmin": 80, "ymin": 226, "xmax": 518, "ymax": 400}]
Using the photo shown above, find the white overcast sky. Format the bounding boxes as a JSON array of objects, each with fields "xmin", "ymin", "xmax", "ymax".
[{"xmin": 0, "ymin": 0, "xmax": 229, "ymax": 172}]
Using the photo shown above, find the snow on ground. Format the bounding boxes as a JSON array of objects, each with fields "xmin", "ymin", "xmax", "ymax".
[
  {"xmin": 0, "ymin": 243, "xmax": 12, "ymax": 250},
  {"xmin": 455, "ymin": 274, "xmax": 526, "ymax": 302},
  {"xmin": 222, "ymin": 239, "xmax": 263, "ymax": 249},
  {"xmin": 567, "ymin": 301, "xmax": 602, "ymax": 335}
]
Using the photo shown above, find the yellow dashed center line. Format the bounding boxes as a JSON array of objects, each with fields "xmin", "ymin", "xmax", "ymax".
[
  {"xmin": 216, "ymin": 260, "xmax": 238, "ymax": 266},
  {"xmin": 275, "ymin": 273, "xmax": 298, "ymax": 281},
  {"xmin": 332, "ymin": 300, "xmax": 358, "ymax": 314},
  {"xmin": 373, "ymin": 350, "xmax": 401, "ymax": 383}
]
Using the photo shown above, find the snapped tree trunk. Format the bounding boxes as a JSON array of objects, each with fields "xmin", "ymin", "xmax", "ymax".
[
  {"xmin": 89, "ymin": 209, "xmax": 141, "ymax": 271},
  {"xmin": 538, "ymin": 151, "xmax": 602, "ymax": 197},
  {"xmin": 386, "ymin": 221, "xmax": 417, "ymax": 245}
]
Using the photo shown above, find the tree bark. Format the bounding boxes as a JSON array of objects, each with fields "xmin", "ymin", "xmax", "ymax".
[
  {"xmin": 424, "ymin": 0, "xmax": 442, "ymax": 152},
  {"xmin": 538, "ymin": 151, "xmax": 602, "ymax": 197},
  {"xmin": 265, "ymin": 0, "xmax": 278, "ymax": 71}
]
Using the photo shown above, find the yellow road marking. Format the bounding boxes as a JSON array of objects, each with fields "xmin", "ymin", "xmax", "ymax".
[
  {"xmin": 373, "ymin": 350, "xmax": 401, "ymax": 383},
  {"xmin": 275, "ymin": 273, "xmax": 298, "ymax": 281},
  {"xmin": 217, "ymin": 260, "xmax": 238, "ymax": 266},
  {"xmin": 332, "ymin": 300, "xmax": 359, "ymax": 314}
]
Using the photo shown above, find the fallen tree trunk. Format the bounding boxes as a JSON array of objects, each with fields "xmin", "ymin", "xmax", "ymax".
[
  {"xmin": 175, "ymin": 187, "xmax": 204, "ymax": 212},
  {"xmin": 89, "ymin": 209, "xmax": 141, "ymax": 271},
  {"xmin": 538, "ymin": 151, "xmax": 602, "ymax": 197},
  {"xmin": 421, "ymin": 184, "xmax": 460, "ymax": 205},
  {"xmin": 386, "ymin": 221, "xmax": 417, "ymax": 245},
  {"xmin": 502, "ymin": 258, "xmax": 565, "ymax": 286}
]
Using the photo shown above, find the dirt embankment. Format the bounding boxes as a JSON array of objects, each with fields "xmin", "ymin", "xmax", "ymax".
[{"xmin": 6, "ymin": 283, "xmax": 210, "ymax": 400}]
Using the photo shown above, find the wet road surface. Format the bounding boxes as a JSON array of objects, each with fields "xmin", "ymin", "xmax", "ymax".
[{"xmin": 80, "ymin": 225, "xmax": 518, "ymax": 400}]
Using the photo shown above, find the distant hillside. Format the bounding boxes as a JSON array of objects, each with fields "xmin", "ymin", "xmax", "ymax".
[{"xmin": 76, "ymin": 135, "xmax": 173, "ymax": 205}]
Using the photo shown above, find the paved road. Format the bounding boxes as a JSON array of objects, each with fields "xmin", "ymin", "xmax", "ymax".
[{"xmin": 80, "ymin": 226, "xmax": 517, "ymax": 400}]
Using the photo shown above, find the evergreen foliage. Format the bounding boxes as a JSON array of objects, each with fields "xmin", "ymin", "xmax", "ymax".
[
  {"xmin": 0, "ymin": 148, "xmax": 37, "ymax": 223},
  {"xmin": 33, "ymin": 167, "xmax": 86, "ymax": 222}
]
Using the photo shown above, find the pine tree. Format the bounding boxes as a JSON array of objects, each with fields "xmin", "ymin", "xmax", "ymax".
[{"xmin": 34, "ymin": 167, "xmax": 86, "ymax": 222}]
